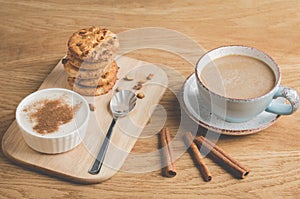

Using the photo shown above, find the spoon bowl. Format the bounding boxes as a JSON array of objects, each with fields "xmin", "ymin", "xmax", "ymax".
[{"xmin": 110, "ymin": 90, "xmax": 137, "ymax": 119}]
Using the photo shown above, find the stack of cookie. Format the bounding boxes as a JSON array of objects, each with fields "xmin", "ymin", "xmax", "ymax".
[{"xmin": 62, "ymin": 26, "xmax": 119, "ymax": 96}]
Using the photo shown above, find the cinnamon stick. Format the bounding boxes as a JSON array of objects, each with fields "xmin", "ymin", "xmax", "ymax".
[
  {"xmin": 160, "ymin": 128, "xmax": 176, "ymax": 177},
  {"xmin": 194, "ymin": 136, "xmax": 250, "ymax": 179},
  {"xmin": 184, "ymin": 132, "xmax": 212, "ymax": 182}
]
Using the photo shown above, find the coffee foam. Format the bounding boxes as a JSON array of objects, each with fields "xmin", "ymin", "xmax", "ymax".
[{"xmin": 200, "ymin": 55, "xmax": 276, "ymax": 99}]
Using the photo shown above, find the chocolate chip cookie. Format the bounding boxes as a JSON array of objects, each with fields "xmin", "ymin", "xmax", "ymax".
[{"xmin": 67, "ymin": 26, "xmax": 119, "ymax": 62}]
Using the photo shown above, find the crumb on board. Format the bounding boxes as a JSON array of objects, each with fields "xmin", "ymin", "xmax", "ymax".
[
  {"xmin": 146, "ymin": 73, "xmax": 154, "ymax": 80},
  {"xmin": 89, "ymin": 103, "xmax": 95, "ymax": 111},
  {"xmin": 146, "ymin": 118, "xmax": 151, "ymax": 125},
  {"xmin": 137, "ymin": 92, "xmax": 145, "ymax": 99},
  {"xmin": 124, "ymin": 75, "xmax": 134, "ymax": 81},
  {"xmin": 133, "ymin": 84, "xmax": 142, "ymax": 90},
  {"xmin": 116, "ymin": 87, "xmax": 122, "ymax": 92},
  {"xmin": 138, "ymin": 80, "xmax": 146, "ymax": 85}
]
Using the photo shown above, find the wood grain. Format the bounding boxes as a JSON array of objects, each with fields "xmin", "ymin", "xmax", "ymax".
[
  {"xmin": 2, "ymin": 56, "xmax": 168, "ymax": 183},
  {"xmin": 0, "ymin": 0, "xmax": 299, "ymax": 198}
]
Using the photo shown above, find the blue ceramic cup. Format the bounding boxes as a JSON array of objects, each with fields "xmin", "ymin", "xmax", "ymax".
[{"xmin": 195, "ymin": 46, "xmax": 299, "ymax": 123}]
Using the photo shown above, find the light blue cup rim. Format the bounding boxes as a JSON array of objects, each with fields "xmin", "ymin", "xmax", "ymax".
[{"xmin": 195, "ymin": 45, "xmax": 281, "ymax": 103}]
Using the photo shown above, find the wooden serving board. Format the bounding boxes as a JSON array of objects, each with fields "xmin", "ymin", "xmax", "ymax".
[{"xmin": 2, "ymin": 56, "xmax": 168, "ymax": 184}]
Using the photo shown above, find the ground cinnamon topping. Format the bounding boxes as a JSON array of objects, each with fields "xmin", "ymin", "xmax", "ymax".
[{"xmin": 26, "ymin": 99, "xmax": 78, "ymax": 135}]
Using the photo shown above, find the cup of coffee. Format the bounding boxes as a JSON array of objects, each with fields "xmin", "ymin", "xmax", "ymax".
[{"xmin": 195, "ymin": 45, "xmax": 299, "ymax": 123}]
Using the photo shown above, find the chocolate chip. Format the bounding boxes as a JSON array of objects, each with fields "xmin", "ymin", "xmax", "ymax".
[
  {"xmin": 76, "ymin": 43, "xmax": 82, "ymax": 46},
  {"xmin": 79, "ymin": 31, "xmax": 86, "ymax": 35},
  {"xmin": 93, "ymin": 43, "xmax": 98, "ymax": 48},
  {"xmin": 101, "ymin": 72, "xmax": 109, "ymax": 79},
  {"xmin": 61, "ymin": 58, "xmax": 68, "ymax": 64},
  {"xmin": 84, "ymin": 50, "xmax": 89, "ymax": 55}
]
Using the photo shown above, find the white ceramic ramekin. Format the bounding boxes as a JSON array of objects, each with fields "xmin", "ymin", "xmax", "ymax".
[{"xmin": 16, "ymin": 88, "xmax": 90, "ymax": 154}]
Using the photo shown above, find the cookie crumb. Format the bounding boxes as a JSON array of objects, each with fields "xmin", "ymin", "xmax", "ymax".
[
  {"xmin": 138, "ymin": 80, "xmax": 146, "ymax": 85},
  {"xmin": 89, "ymin": 103, "xmax": 95, "ymax": 111},
  {"xmin": 133, "ymin": 84, "xmax": 142, "ymax": 90},
  {"xmin": 116, "ymin": 87, "xmax": 122, "ymax": 92},
  {"xmin": 146, "ymin": 73, "xmax": 154, "ymax": 80},
  {"xmin": 146, "ymin": 118, "xmax": 151, "ymax": 125},
  {"xmin": 124, "ymin": 75, "xmax": 134, "ymax": 81},
  {"xmin": 137, "ymin": 92, "xmax": 145, "ymax": 99}
]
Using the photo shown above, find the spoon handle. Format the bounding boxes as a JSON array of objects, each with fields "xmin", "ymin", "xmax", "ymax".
[{"xmin": 89, "ymin": 119, "xmax": 116, "ymax": 175}]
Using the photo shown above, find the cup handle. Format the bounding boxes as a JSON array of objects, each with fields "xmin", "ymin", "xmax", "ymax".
[{"xmin": 265, "ymin": 86, "xmax": 300, "ymax": 115}]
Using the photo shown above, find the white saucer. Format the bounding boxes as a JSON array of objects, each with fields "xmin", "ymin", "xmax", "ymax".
[{"xmin": 181, "ymin": 74, "xmax": 281, "ymax": 135}]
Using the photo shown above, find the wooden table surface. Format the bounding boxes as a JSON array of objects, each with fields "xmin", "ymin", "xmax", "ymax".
[{"xmin": 0, "ymin": 0, "xmax": 299, "ymax": 198}]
